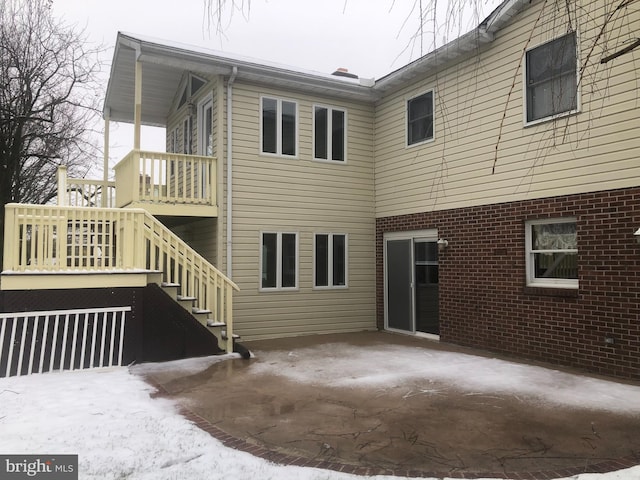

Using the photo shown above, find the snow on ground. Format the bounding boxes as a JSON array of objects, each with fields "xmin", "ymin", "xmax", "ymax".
[
  {"xmin": 0, "ymin": 349, "xmax": 639, "ymax": 480},
  {"xmin": 249, "ymin": 344, "xmax": 640, "ymax": 414}
]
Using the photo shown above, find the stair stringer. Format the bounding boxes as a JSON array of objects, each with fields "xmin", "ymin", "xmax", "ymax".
[{"xmin": 141, "ymin": 283, "xmax": 225, "ymax": 362}]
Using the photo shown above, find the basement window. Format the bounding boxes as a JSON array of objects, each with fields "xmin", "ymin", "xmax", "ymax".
[{"xmin": 525, "ymin": 218, "xmax": 578, "ymax": 289}]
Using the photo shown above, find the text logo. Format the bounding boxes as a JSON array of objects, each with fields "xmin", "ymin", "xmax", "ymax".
[{"xmin": 0, "ymin": 455, "xmax": 77, "ymax": 479}]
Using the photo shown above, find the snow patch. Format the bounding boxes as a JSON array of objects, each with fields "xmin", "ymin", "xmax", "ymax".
[{"xmin": 248, "ymin": 344, "xmax": 640, "ymax": 414}]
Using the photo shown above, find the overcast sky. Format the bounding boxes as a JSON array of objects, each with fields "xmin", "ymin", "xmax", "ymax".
[{"xmin": 51, "ymin": 0, "xmax": 501, "ymax": 166}]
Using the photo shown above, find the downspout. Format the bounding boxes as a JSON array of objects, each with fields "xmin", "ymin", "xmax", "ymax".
[{"xmin": 226, "ymin": 66, "xmax": 238, "ymax": 278}]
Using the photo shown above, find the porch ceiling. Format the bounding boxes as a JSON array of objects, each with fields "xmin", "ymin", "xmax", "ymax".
[{"xmin": 105, "ymin": 38, "xmax": 214, "ymax": 127}]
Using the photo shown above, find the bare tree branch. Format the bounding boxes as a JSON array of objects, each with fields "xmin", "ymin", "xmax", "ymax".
[{"xmin": 0, "ymin": 0, "xmax": 105, "ymax": 269}]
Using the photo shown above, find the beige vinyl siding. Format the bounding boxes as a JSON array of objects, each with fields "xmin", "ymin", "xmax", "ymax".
[
  {"xmin": 163, "ymin": 75, "xmax": 221, "ymax": 265},
  {"xmin": 171, "ymin": 218, "xmax": 218, "ymax": 266},
  {"xmin": 374, "ymin": 0, "xmax": 640, "ymax": 218},
  {"xmin": 227, "ymin": 83, "xmax": 376, "ymax": 340},
  {"xmin": 166, "ymin": 74, "xmax": 218, "ymax": 155}
]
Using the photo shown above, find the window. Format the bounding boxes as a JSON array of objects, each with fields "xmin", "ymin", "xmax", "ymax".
[
  {"xmin": 183, "ymin": 117, "xmax": 191, "ymax": 154},
  {"xmin": 177, "ymin": 74, "xmax": 206, "ymax": 111},
  {"xmin": 191, "ymin": 76, "xmax": 205, "ymax": 96},
  {"xmin": 525, "ymin": 32, "xmax": 578, "ymax": 123},
  {"xmin": 314, "ymin": 106, "xmax": 346, "ymax": 162},
  {"xmin": 525, "ymin": 218, "xmax": 578, "ymax": 288},
  {"xmin": 261, "ymin": 97, "xmax": 297, "ymax": 157},
  {"xmin": 170, "ymin": 128, "xmax": 178, "ymax": 153},
  {"xmin": 261, "ymin": 232, "xmax": 298, "ymax": 290},
  {"xmin": 198, "ymin": 97, "xmax": 213, "ymax": 156},
  {"xmin": 407, "ymin": 91, "xmax": 434, "ymax": 146},
  {"xmin": 314, "ymin": 234, "xmax": 347, "ymax": 288}
]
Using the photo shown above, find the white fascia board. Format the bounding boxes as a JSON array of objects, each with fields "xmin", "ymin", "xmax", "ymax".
[
  {"xmin": 483, "ymin": 0, "xmax": 532, "ymax": 34},
  {"xmin": 372, "ymin": 0, "xmax": 534, "ymax": 95},
  {"xmin": 373, "ymin": 27, "xmax": 494, "ymax": 94},
  {"xmin": 237, "ymin": 67, "xmax": 378, "ymax": 102},
  {"xmin": 137, "ymin": 52, "xmax": 232, "ymax": 77}
]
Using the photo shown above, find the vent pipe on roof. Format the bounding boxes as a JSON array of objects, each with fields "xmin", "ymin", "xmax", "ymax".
[{"xmin": 332, "ymin": 67, "xmax": 358, "ymax": 79}]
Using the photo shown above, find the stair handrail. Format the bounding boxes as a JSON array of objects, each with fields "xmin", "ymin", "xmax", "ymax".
[
  {"xmin": 2, "ymin": 203, "xmax": 238, "ymax": 353},
  {"xmin": 139, "ymin": 210, "xmax": 238, "ymax": 353}
]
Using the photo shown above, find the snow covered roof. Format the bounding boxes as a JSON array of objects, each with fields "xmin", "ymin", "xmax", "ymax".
[
  {"xmin": 104, "ymin": 32, "xmax": 375, "ymax": 125},
  {"xmin": 103, "ymin": 0, "xmax": 532, "ymax": 126}
]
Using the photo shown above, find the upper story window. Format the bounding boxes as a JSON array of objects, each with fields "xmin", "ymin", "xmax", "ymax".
[
  {"xmin": 525, "ymin": 32, "xmax": 578, "ymax": 124},
  {"xmin": 183, "ymin": 117, "xmax": 192, "ymax": 154},
  {"xmin": 198, "ymin": 96, "xmax": 213, "ymax": 156},
  {"xmin": 314, "ymin": 106, "xmax": 346, "ymax": 162},
  {"xmin": 169, "ymin": 127, "xmax": 179, "ymax": 153},
  {"xmin": 407, "ymin": 90, "xmax": 434, "ymax": 146},
  {"xmin": 314, "ymin": 233, "xmax": 347, "ymax": 288},
  {"xmin": 177, "ymin": 73, "xmax": 207, "ymax": 111},
  {"xmin": 261, "ymin": 97, "xmax": 297, "ymax": 157},
  {"xmin": 261, "ymin": 232, "xmax": 298, "ymax": 290},
  {"xmin": 525, "ymin": 218, "xmax": 578, "ymax": 289}
]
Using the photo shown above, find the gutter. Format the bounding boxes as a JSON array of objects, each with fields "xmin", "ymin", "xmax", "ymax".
[
  {"xmin": 226, "ymin": 66, "xmax": 238, "ymax": 278},
  {"xmin": 372, "ymin": 0, "xmax": 530, "ymax": 95}
]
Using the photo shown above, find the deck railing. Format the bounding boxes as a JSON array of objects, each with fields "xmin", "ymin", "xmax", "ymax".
[
  {"xmin": 0, "ymin": 306, "xmax": 131, "ymax": 377},
  {"xmin": 114, "ymin": 150, "xmax": 216, "ymax": 208},
  {"xmin": 57, "ymin": 167, "xmax": 116, "ymax": 208},
  {"xmin": 2, "ymin": 204, "xmax": 238, "ymax": 352}
]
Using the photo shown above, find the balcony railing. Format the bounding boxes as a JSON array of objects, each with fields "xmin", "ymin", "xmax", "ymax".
[
  {"xmin": 57, "ymin": 167, "xmax": 116, "ymax": 208},
  {"xmin": 114, "ymin": 150, "xmax": 216, "ymax": 209},
  {"xmin": 2, "ymin": 203, "xmax": 238, "ymax": 352}
]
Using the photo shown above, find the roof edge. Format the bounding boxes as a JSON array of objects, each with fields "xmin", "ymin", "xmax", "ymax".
[
  {"xmin": 118, "ymin": 32, "xmax": 378, "ymax": 101},
  {"xmin": 372, "ymin": 0, "xmax": 533, "ymax": 94}
]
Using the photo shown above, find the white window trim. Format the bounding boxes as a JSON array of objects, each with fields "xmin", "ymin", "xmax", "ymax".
[
  {"xmin": 405, "ymin": 88, "xmax": 436, "ymax": 148},
  {"xmin": 313, "ymin": 233, "xmax": 349, "ymax": 290},
  {"xmin": 523, "ymin": 31, "xmax": 581, "ymax": 127},
  {"xmin": 259, "ymin": 231, "xmax": 299, "ymax": 292},
  {"xmin": 525, "ymin": 217, "xmax": 578, "ymax": 289},
  {"xmin": 312, "ymin": 104, "xmax": 348, "ymax": 164},
  {"xmin": 259, "ymin": 96, "xmax": 299, "ymax": 158},
  {"xmin": 197, "ymin": 94, "xmax": 214, "ymax": 156}
]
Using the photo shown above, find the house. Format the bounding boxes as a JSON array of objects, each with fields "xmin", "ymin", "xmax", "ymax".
[{"xmin": 1, "ymin": 0, "xmax": 639, "ymax": 378}]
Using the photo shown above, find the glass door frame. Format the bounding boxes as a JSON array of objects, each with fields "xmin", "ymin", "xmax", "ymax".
[
  {"xmin": 197, "ymin": 95, "xmax": 214, "ymax": 156},
  {"xmin": 383, "ymin": 229, "xmax": 440, "ymax": 339}
]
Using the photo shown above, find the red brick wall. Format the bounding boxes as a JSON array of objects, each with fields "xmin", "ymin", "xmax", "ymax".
[{"xmin": 376, "ymin": 187, "xmax": 640, "ymax": 379}]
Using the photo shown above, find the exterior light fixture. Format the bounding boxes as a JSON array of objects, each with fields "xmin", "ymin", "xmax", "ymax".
[
  {"xmin": 635, "ymin": 227, "xmax": 640, "ymax": 244},
  {"xmin": 437, "ymin": 238, "xmax": 449, "ymax": 252}
]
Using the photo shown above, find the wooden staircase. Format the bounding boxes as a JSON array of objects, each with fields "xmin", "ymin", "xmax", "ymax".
[
  {"xmin": 159, "ymin": 282, "xmax": 244, "ymax": 356},
  {"xmin": 2, "ymin": 203, "xmax": 241, "ymax": 355}
]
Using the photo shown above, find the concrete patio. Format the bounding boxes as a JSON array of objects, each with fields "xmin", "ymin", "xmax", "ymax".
[{"xmin": 138, "ymin": 332, "xmax": 640, "ymax": 478}]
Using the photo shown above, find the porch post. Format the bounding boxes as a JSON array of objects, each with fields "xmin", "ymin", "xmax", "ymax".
[
  {"xmin": 100, "ymin": 108, "xmax": 115, "ymax": 208},
  {"xmin": 57, "ymin": 166, "xmax": 68, "ymax": 206},
  {"xmin": 133, "ymin": 59, "xmax": 142, "ymax": 151},
  {"xmin": 103, "ymin": 109, "xmax": 110, "ymax": 207}
]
